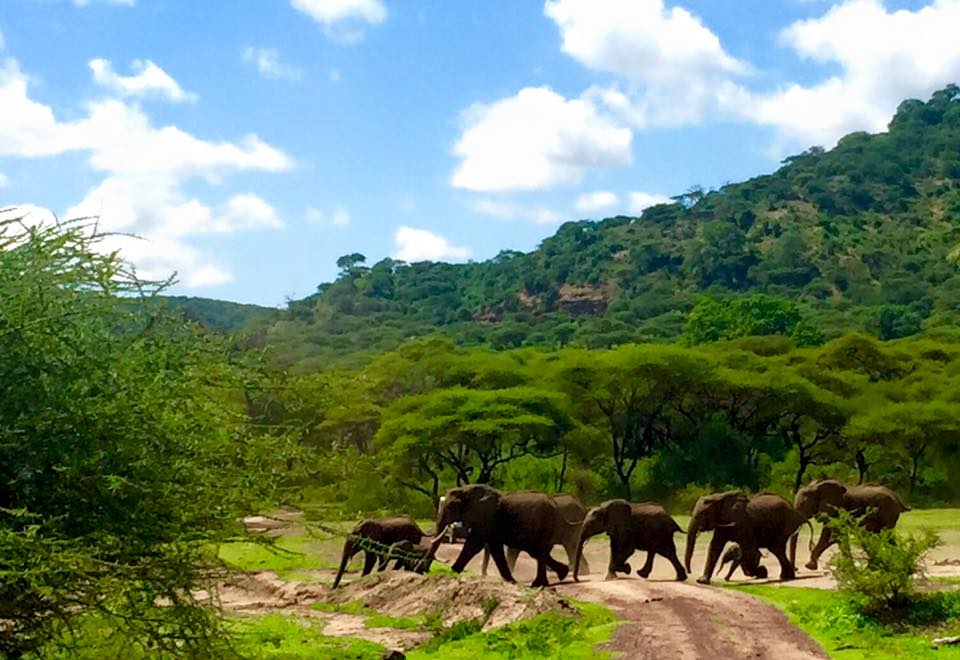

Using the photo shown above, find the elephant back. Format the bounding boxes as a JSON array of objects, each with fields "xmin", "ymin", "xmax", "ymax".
[
  {"xmin": 844, "ymin": 485, "xmax": 907, "ymax": 527},
  {"xmin": 746, "ymin": 494, "xmax": 805, "ymax": 542},
  {"xmin": 629, "ymin": 502, "xmax": 684, "ymax": 539}
]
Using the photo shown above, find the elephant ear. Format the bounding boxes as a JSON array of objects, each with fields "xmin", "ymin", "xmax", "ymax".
[
  {"xmin": 605, "ymin": 500, "xmax": 632, "ymax": 533},
  {"xmin": 463, "ymin": 486, "xmax": 499, "ymax": 531},
  {"xmin": 722, "ymin": 493, "xmax": 748, "ymax": 525}
]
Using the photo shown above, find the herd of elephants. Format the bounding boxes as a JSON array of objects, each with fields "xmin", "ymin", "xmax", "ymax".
[{"xmin": 330, "ymin": 479, "xmax": 910, "ymax": 591}]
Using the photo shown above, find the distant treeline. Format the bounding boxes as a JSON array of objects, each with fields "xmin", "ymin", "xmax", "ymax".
[{"xmin": 247, "ymin": 332, "xmax": 960, "ymax": 518}]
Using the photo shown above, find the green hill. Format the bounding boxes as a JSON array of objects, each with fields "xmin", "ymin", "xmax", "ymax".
[
  {"xmin": 159, "ymin": 296, "xmax": 279, "ymax": 333},
  {"xmin": 263, "ymin": 86, "xmax": 960, "ymax": 369}
]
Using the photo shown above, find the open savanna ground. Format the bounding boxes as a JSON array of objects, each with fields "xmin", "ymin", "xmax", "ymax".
[{"xmin": 213, "ymin": 508, "xmax": 960, "ymax": 659}]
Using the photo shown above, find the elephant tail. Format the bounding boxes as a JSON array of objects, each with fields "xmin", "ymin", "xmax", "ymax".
[
  {"xmin": 804, "ymin": 519, "xmax": 816, "ymax": 556},
  {"xmin": 672, "ymin": 519, "xmax": 684, "ymax": 535}
]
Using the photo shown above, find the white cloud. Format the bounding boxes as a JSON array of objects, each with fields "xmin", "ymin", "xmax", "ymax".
[
  {"xmin": 575, "ymin": 190, "xmax": 618, "ymax": 213},
  {"xmin": 545, "ymin": 0, "xmax": 747, "ymax": 127},
  {"xmin": 290, "ymin": 0, "xmax": 387, "ymax": 42},
  {"xmin": 307, "ymin": 205, "xmax": 351, "ymax": 227},
  {"xmin": 393, "ymin": 226, "xmax": 472, "ymax": 262},
  {"xmin": 740, "ymin": 0, "xmax": 960, "ymax": 148},
  {"xmin": 451, "ymin": 86, "xmax": 632, "ymax": 192},
  {"xmin": 0, "ymin": 58, "xmax": 292, "ymax": 288},
  {"xmin": 628, "ymin": 191, "xmax": 672, "ymax": 214},
  {"xmin": 89, "ymin": 58, "xmax": 196, "ymax": 103},
  {"xmin": 243, "ymin": 47, "xmax": 302, "ymax": 82},
  {"xmin": 0, "ymin": 173, "xmax": 8, "ymax": 188},
  {"xmin": 470, "ymin": 198, "xmax": 562, "ymax": 225},
  {"xmin": 72, "ymin": 0, "xmax": 134, "ymax": 5}
]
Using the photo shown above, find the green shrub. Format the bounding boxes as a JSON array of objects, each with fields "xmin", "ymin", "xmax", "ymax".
[{"xmin": 827, "ymin": 510, "xmax": 940, "ymax": 615}]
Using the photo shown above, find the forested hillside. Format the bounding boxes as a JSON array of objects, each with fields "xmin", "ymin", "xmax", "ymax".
[{"xmin": 256, "ymin": 86, "xmax": 960, "ymax": 370}]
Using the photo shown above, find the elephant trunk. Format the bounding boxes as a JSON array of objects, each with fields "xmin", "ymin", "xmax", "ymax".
[
  {"xmin": 573, "ymin": 514, "xmax": 604, "ymax": 582},
  {"xmin": 418, "ymin": 527, "xmax": 448, "ymax": 573},
  {"xmin": 332, "ymin": 535, "xmax": 358, "ymax": 589},
  {"xmin": 684, "ymin": 517, "xmax": 702, "ymax": 573}
]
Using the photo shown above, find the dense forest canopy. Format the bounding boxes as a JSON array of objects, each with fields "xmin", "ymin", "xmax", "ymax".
[{"xmin": 195, "ymin": 85, "xmax": 960, "ymax": 371}]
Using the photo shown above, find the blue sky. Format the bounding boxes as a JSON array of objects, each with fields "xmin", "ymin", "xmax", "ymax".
[{"xmin": 2, "ymin": 0, "xmax": 959, "ymax": 306}]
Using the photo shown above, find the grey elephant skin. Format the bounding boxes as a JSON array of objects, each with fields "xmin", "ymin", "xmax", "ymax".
[
  {"xmin": 790, "ymin": 479, "xmax": 910, "ymax": 570},
  {"xmin": 480, "ymin": 492, "xmax": 590, "ymax": 578},
  {"xmin": 685, "ymin": 492, "xmax": 808, "ymax": 584},
  {"xmin": 573, "ymin": 499, "xmax": 687, "ymax": 582},
  {"xmin": 718, "ymin": 543, "xmax": 766, "ymax": 581},
  {"xmin": 435, "ymin": 484, "xmax": 573, "ymax": 588},
  {"xmin": 379, "ymin": 539, "xmax": 438, "ymax": 573},
  {"xmin": 332, "ymin": 516, "xmax": 425, "ymax": 588}
]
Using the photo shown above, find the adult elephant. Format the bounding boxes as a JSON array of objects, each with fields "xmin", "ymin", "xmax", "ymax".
[
  {"xmin": 572, "ymin": 499, "xmax": 687, "ymax": 582},
  {"xmin": 433, "ymin": 484, "xmax": 573, "ymax": 588},
  {"xmin": 479, "ymin": 492, "xmax": 590, "ymax": 578},
  {"xmin": 332, "ymin": 516, "xmax": 425, "ymax": 588},
  {"xmin": 684, "ymin": 491, "xmax": 808, "ymax": 585},
  {"xmin": 789, "ymin": 480, "xmax": 910, "ymax": 570}
]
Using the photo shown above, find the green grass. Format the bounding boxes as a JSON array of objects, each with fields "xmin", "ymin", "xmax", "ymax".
[
  {"xmin": 732, "ymin": 585, "xmax": 960, "ymax": 660},
  {"xmin": 406, "ymin": 602, "xmax": 618, "ymax": 660},
  {"xmin": 229, "ymin": 614, "xmax": 386, "ymax": 659},
  {"xmin": 218, "ymin": 534, "xmax": 341, "ymax": 578}
]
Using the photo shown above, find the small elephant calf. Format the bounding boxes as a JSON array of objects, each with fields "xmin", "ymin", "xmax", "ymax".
[{"xmin": 718, "ymin": 544, "xmax": 768, "ymax": 581}]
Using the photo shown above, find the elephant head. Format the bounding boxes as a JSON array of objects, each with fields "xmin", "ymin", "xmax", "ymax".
[
  {"xmin": 572, "ymin": 500, "xmax": 632, "ymax": 581},
  {"xmin": 436, "ymin": 484, "xmax": 500, "ymax": 539},
  {"xmin": 684, "ymin": 491, "xmax": 747, "ymax": 572},
  {"xmin": 794, "ymin": 479, "xmax": 847, "ymax": 519}
]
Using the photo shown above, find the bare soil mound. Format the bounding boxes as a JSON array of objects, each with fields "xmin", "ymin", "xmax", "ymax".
[{"xmin": 324, "ymin": 572, "xmax": 576, "ymax": 630}]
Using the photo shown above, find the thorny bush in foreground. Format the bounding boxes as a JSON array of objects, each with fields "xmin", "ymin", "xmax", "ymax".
[{"xmin": 0, "ymin": 213, "xmax": 295, "ymax": 657}]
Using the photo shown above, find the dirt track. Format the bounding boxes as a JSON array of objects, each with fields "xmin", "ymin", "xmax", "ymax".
[{"xmin": 440, "ymin": 543, "xmax": 828, "ymax": 659}]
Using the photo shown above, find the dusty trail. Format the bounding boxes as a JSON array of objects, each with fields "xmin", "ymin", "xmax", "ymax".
[{"xmin": 556, "ymin": 577, "xmax": 827, "ymax": 660}]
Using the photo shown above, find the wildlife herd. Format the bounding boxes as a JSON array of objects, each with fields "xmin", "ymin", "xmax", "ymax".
[{"xmin": 331, "ymin": 479, "xmax": 910, "ymax": 591}]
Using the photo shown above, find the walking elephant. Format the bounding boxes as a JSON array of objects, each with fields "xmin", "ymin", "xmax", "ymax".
[
  {"xmin": 433, "ymin": 484, "xmax": 575, "ymax": 588},
  {"xmin": 572, "ymin": 499, "xmax": 687, "ymax": 582},
  {"xmin": 789, "ymin": 480, "xmax": 910, "ymax": 570},
  {"xmin": 332, "ymin": 516, "xmax": 425, "ymax": 588},
  {"xmin": 718, "ymin": 544, "xmax": 766, "ymax": 581},
  {"xmin": 684, "ymin": 491, "xmax": 809, "ymax": 584},
  {"xmin": 479, "ymin": 492, "xmax": 590, "ymax": 578},
  {"xmin": 378, "ymin": 539, "xmax": 442, "ymax": 574}
]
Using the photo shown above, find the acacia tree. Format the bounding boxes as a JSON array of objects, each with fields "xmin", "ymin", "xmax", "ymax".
[
  {"xmin": 0, "ymin": 214, "xmax": 290, "ymax": 656},
  {"xmin": 556, "ymin": 345, "xmax": 708, "ymax": 498},
  {"xmin": 376, "ymin": 386, "xmax": 572, "ymax": 504}
]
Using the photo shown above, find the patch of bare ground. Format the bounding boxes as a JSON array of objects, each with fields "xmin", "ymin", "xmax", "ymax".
[
  {"xmin": 217, "ymin": 570, "xmax": 575, "ymax": 653},
  {"xmin": 558, "ymin": 577, "xmax": 828, "ymax": 660}
]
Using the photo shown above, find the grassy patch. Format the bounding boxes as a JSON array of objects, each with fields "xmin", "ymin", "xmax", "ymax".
[
  {"xmin": 219, "ymin": 534, "xmax": 340, "ymax": 578},
  {"xmin": 229, "ymin": 614, "xmax": 385, "ymax": 659},
  {"xmin": 732, "ymin": 584, "xmax": 960, "ymax": 659},
  {"xmin": 406, "ymin": 601, "xmax": 618, "ymax": 660}
]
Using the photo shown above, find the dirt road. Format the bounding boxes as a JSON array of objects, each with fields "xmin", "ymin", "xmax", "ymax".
[{"xmin": 431, "ymin": 542, "xmax": 829, "ymax": 659}]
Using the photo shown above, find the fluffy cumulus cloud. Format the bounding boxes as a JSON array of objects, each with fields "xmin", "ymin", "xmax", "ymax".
[
  {"xmin": 740, "ymin": 0, "xmax": 960, "ymax": 148},
  {"xmin": 451, "ymin": 86, "xmax": 632, "ymax": 192},
  {"xmin": 545, "ymin": 0, "xmax": 747, "ymax": 127},
  {"xmin": 393, "ymin": 226, "xmax": 472, "ymax": 262},
  {"xmin": 243, "ymin": 47, "xmax": 302, "ymax": 82},
  {"xmin": 89, "ymin": 58, "xmax": 196, "ymax": 103},
  {"xmin": 575, "ymin": 190, "xmax": 618, "ymax": 213},
  {"xmin": 0, "ymin": 58, "xmax": 292, "ymax": 287},
  {"xmin": 628, "ymin": 191, "xmax": 672, "ymax": 214},
  {"xmin": 469, "ymin": 198, "xmax": 562, "ymax": 225},
  {"xmin": 290, "ymin": 0, "xmax": 387, "ymax": 42},
  {"xmin": 306, "ymin": 205, "xmax": 351, "ymax": 227}
]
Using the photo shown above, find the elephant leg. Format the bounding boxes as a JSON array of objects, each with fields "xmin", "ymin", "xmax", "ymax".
[
  {"xmin": 722, "ymin": 556, "xmax": 739, "ymax": 581},
  {"xmin": 698, "ymin": 533, "xmax": 727, "ymax": 585},
  {"xmin": 607, "ymin": 540, "xmax": 633, "ymax": 580},
  {"xmin": 771, "ymin": 544, "xmax": 795, "ymax": 581},
  {"xmin": 807, "ymin": 527, "xmax": 833, "ymax": 570},
  {"xmin": 361, "ymin": 551, "xmax": 378, "ymax": 577},
  {"xmin": 637, "ymin": 550, "xmax": 655, "ymax": 579},
  {"xmin": 487, "ymin": 543, "xmax": 517, "ymax": 584},
  {"xmin": 531, "ymin": 552, "xmax": 551, "ymax": 589},
  {"xmin": 661, "ymin": 541, "xmax": 687, "ymax": 581},
  {"xmin": 481, "ymin": 547, "xmax": 490, "ymax": 577},
  {"xmin": 506, "ymin": 546, "xmax": 520, "ymax": 574},
  {"xmin": 452, "ymin": 536, "xmax": 485, "ymax": 574},
  {"xmin": 544, "ymin": 551, "xmax": 569, "ymax": 581}
]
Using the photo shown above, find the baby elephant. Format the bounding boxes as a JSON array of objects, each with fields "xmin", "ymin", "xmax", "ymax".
[
  {"xmin": 718, "ymin": 544, "xmax": 768, "ymax": 581},
  {"xmin": 379, "ymin": 540, "xmax": 437, "ymax": 574}
]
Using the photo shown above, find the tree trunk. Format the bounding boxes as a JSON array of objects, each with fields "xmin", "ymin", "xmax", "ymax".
[{"xmin": 855, "ymin": 449, "xmax": 869, "ymax": 484}]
